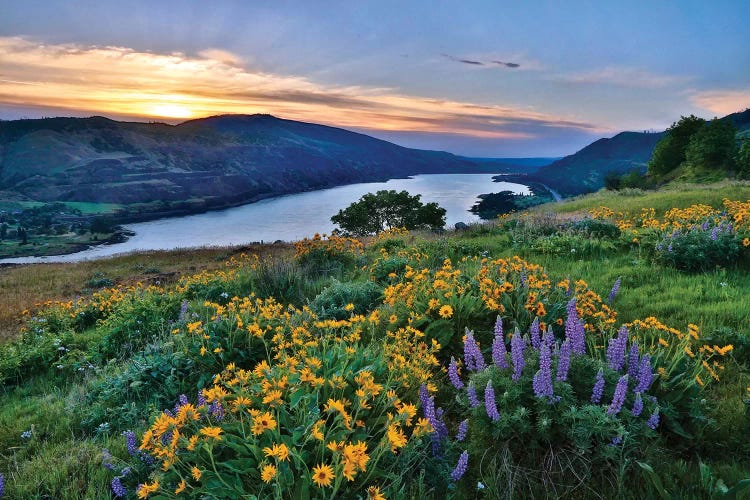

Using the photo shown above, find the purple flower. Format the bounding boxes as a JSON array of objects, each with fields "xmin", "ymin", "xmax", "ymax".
[
  {"xmin": 123, "ymin": 430, "xmax": 138, "ymax": 456},
  {"xmin": 530, "ymin": 317, "xmax": 541, "ymax": 350},
  {"xmin": 710, "ymin": 226, "xmax": 719, "ymax": 241},
  {"xmin": 456, "ymin": 419, "xmax": 468, "ymax": 442},
  {"xmin": 634, "ymin": 354, "xmax": 653, "ymax": 393},
  {"xmin": 0, "ymin": 473, "xmax": 4, "ymax": 499},
  {"xmin": 607, "ymin": 375, "xmax": 629, "ymax": 416},
  {"xmin": 463, "ymin": 329, "xmax": 486, "ymax": 372},
  {"xmin": 101, "ymin": 448, "xmax": 115, "ymax": 471},
  {"xmin": 209, "ymin": 400, "xmax": 225, "ymax": 421},
  {"xmin": 111, "ymin": 477, "xmax": 127, "ymax": 498},
  {"xmin": 448, "ymin": 357, "xmax": 464, "ymax": 390},
  {"xmin": 566, "ymin": 277, "xmax": 573, "ymax": 296},
  {"xmin": 606, "ymin": 326, "xmax": 629, "ymax": 372},
  {"xmin": 542, "ymin": 326, "xmax": 555, "ymax": 349},
  {"xmin": 492, "ymin": 317, "xmax": 509, "ymax": 369},
  {"xmin": 591, "ymin": 368, "xmax": 605, "ymax": 403},
  {"xmin": 647, "ymin": 408, "xmax": 660, "ymax": 430},
  {"xmin": 420, "ymin": 385, "xmax": 448, "ymax": 441},
  {"xmin": 467, "ymin": 383, "xmax": 481, "ymax": 408},
  {"xmin": 556, "ymin": 340, "xmax": 571, "ymax": 382},
  {"xmin": 450, "ymin": 450, "xmax": 469, "ymax": 481},
  {"xmin": 174, "ymin": 393, "xmax": 189, "ymax": 414},
  {"xmin": 197, "ymin": 390, "xmax": 207, "ymax": 407},
  {"xmin": 485, "ymin": 381, "xmax": 500, "ymax": 421},
  {"xmin": 607, "ymin": 277, "xmax": 621, "ymax": 303},
  {"xmin": 178, "ymin": 299, "xmax": 189, "ymax": 322},
  {"xmin": 532, "ymin": 343, "xmax": 554, "ymax": 400},
  {"xmin": 610, "ymin": 436, "xmax": 623, "ymax": 447},
  {"xmin": 510, "ymin": 329, "xmax": 526, "ymax": 381},
  {"xmin": 565, "ymin": 300, "xmax": 586, "ymax": 355},
  {"xmin": 701, "ymin": 221, "xmax": 710, "ymax": 231},
  {"xmin": 627, "ymin": 343, "xmax": 640, "ymax": 381},
  {"xmin": 631, "ymin": 392, "xmax": 644, "ymax": 417}
]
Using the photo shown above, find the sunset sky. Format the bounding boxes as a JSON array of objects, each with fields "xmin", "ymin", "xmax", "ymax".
[{"xmin": 1, "ymin": 1, "xmax": 749, "ymax": 156}]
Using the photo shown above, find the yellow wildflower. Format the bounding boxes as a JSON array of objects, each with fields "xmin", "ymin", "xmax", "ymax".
[
  {"xmin": 137, "ymin": 481, "xmax": 160, "ymax": 499},
  {"xmin": 175, "ymin": 479, "xmax": 186, "ymax": 494},
  {"xmin": 262, "ymin": 389, "xmax": 284, "ymax": 406},
  {"xmin": 368, "ymin": 486, "xmax": 387, "ymax": 500},
  {"xmin": 261, "ymin": 464, "xmax": 277, "ymax": 483},
  {"xmin": 199, "ymin": 426, "xmax": 223, "ymax": 441},
  {"xmin": 438, "ymin": 304, "xmax": 453, "ymax": 319},
  {"xmin": 344, "ymin": 303, "xmax": 355, "ymax": 311},
  {"xmin": 191, "ymin": 466, "xmax": 202, "ymax": 481},
  {"xmin": 251, "ymin": 411, "xmax": 277, "ymax": 435},
  {"xmin": 312, "ymin": 463, "xmax": 335, "ymax": 488},
  {"xmin": 262, "ymin": 443, "xmax": 290, "ymax": 461},
  {"xmin": 387, "ymin": 423, "xmax": 407, "ymax": 452}
]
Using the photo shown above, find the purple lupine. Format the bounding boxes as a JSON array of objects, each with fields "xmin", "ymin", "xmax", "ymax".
[
  {"xmin": 606, "ymin": 326, "xmax": 629, "ymax": 372},
  {"xmin": 701, "ymin": 220, "xmax": 710, "ymax": 231},
  {"xmin": 111, "ymin": 477, "xmax": 127, "ymax": 498},
  {"xmin": 607, "ymin": 375, "xmax": 629, "ymax": 416},
  {"xmin": 448, "ymin": 357, "xmax": 464, "ymax": 390},
  {"xmin": 647, "ymin": 408, "xmax": 660, "ymax": 430},
  {"xmin": 565, "ymin": 299, "xmax": 586, "ymax": 355},
  {"xmin": 450, "ymin": 451, "xmax": 469, "ymax": 481},
  {"xmin": 532, "ymin": 343, "xmax": 554, "ymax": 400},
  {"xmin": 542, "ymin": 326, "xmax": 555, "ymax": 349},
  {"xmin": 197, "ymin": 390, "xmax": 207, "ymax": 407},
  {"xmin": 607, "ymin": 277, "xmax": 622, "ymax": 303},
  {"xmin": 456, "ymin": 419, "xmax": 468, "ymax": 442},
  {"xmin": 591, "ymin": 368, "xmax": 605, "ymax": 403},
  {"xmin": 174, "ymin": 393, "xmax": 189, "ymax": 414},
  {"xmin": 632, "ymin": 392, "xmax": 644, "ymax": 417},
  {"xmin": 101, "ymin": 448, "xmax": 115, "ymax": 471},
  {"xmin": 209, "ymin": 400, "xmax": 225, "ymax": 421},
  {"xmin": 530, "ymin": 317, "xmax": 541, "ymax": 350},
  {"xmin": 556, "ymin": 340, "xmax": 572, "ymax": 382},
  {"xmin": 710, "ymin": 226, "xmax": 719, "ymax": 241},
  {"xmin": 467, "ymin": 383, "xmax": 481, "ymax": 408},
  {"xmin": 463, "ymin": 329, "xmax": 486, "ymax": 372},
  {"xmin": 420, "ymin": 385, "xmax": 448, "ymax": 441},
  {"xmin": 124, "ymin": 430, "xmax": 138, "ymax": 456},
  {"xmin": 178, "ymin": 300, "xmax": 189, "ymax": 322},
  {"xmin": 0, "ymin": 473, "xmax": 5, "ymax": 499},
  {"xmin": 492, "ymin": 317, "xmax": 509, "ymax": 369},
  {"xmin": 520, "ymin": 271, "xmax": 527, "ymax": 288},
  {"xmin": 627, "ymin": 343, "xmax": 640, "ymax": 381},
  {"xmin": 634, "ymin": 354, "xmax": 653, "ymax": 393},
  {"xmin": 566, "ymin": 277, "xmax": 574, "ymax": 296},
  {"xmin": 510, "ymin": 329, "xmax": 526, "ymax": 381},
  {"xmin": 485, "ymin": 381, "xmax": 500, "ymax": 421},
  {"xmin": 610, "ymin": 436, "xmax": 623, "ymax": 447}
]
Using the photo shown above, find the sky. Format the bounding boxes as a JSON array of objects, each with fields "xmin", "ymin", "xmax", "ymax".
[{"xmin": 1, "ymin": 1, "xmax": 749, "ymax": 156}]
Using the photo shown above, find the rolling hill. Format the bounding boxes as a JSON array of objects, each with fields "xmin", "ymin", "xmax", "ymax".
[{"xmin": 0, "ymin": 114, "xmax": 481, "ymax": 217}]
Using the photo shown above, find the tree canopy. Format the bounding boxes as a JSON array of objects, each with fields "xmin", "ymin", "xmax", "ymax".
[
  {"xmin": 331, "ymin": 190, "xmax": 446, "ymax": 235},
  {"xmin": 648, "ymin": 115, "xmax": 705, "ymax": 179}
]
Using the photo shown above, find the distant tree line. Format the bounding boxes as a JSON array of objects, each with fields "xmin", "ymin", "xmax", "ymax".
[{"xmin": 605, "ymin": 112, "xmax": 750, "ymax": 190}]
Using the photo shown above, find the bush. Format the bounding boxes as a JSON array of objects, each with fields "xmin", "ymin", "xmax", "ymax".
[
  {"xmin": 569, "ymin": 218, "xmax": 622, "ymax": 239},
  {"xmin": 654, "ymin": 221, "xmax": 739, "ymax": 271},
  {"xmin": 309, "ymin": 280, "xmax": 382, "ymax": 320}
]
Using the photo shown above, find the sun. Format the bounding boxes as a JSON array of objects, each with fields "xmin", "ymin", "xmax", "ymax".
[{"xmin": 148, "ymin": 103, "xmax": 193, "ymax": 119}]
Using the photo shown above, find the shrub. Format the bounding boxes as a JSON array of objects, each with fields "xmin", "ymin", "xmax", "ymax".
[
  {"xmin": 309, "ymin": 280, "xmax": 382, "ymax": 320},
  {"xmin": 654, "ymin": 221, "xmax": 739, "ymax": 271}
]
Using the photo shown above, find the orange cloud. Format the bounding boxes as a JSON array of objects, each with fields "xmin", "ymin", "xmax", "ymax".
[
  {"xmin": 0, "ymin": 36, "xmax": 601, "ymax": 138},
  {"xmin": 689, "ymin": 89, "xmax": 750, "ymax": 116}
]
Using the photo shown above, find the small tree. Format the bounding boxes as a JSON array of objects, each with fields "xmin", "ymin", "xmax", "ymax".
[
  {"xmin": 331, "ymin": 190, "xmax": 446, "ymax": 235},
  {"xmin": 684, "ymin": 118, "xmax": 737, "ymax": 175},
  {"xmin": 736, "ymin": 137, "xmax": 750, "ymax": 179},
  {"xmin": 648, "ymin": 115, "xmax": 705, "ymax": 179}
]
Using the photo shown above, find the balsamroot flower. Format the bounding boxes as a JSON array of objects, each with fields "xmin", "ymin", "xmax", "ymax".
[
  {"xmin": 607, "ymin": 375, "xmax": 629, "ymax": 416},
  {"xmin": 532, "ymin": 343, "xmax": 554, "ymax": 400},
  {"xmin": 556, "ymin": 340, "xmax": 571, "ymax": 382},
  {"xmin": 448, "ymin": 357, "xmax": 464, "ymax": 390},
  {"xmin": 485, "ymin": 381, "xmax": 500, "ymax": 421},
  {"xmin": 492, "ymin": 317, "xmax": 509, "ymax": 369},
  {"xmin": 450, "ymin": 450, "xmax": 469, "ymax": 481},
  {"xmin": 591, "ymin": 368, "xmax": 605, "ymax": 403},
  {"xmin": 510, "ymin": 329, "xmax": 525, "ymax": 381}
]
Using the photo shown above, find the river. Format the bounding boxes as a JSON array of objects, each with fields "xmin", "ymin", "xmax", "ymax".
[{"xmin": 0, "ymin": 174, "xmax": 528, "ymax": 264}]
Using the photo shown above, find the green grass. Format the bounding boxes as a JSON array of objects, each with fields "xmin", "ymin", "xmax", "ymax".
[
  {"xmin": 61, "ymin": 202, "xmax": 124, "ymax": 215},
  {"xmin": 548, "ymin": 180, "xmax": 750, "ymax": 215}
]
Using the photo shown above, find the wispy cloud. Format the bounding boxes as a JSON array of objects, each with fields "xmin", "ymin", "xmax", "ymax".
[
  {"xmin": 688, "ymin": 89, "xmax": 750, "ymax": 116},
  {"xmin": 0, "ymin": 37, "xmax": 603, "ymax": 140},
  {"xmin": 557, "ymin": 66, "xmax": 690, "ymax": 88},
  {"xmin": 442, "ymin": 53, "xmax": 524, "ymax": 69}
]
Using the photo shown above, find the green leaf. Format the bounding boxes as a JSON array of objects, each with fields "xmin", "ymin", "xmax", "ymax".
[{"xmin": 637, "ymin": 461, "xmax": 671, "ymax": 500}]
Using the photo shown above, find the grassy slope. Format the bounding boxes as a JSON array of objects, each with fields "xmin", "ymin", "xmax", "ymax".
[{"xmin": 0, "ymin": 181, "xmax": 749, "ymax": 497}]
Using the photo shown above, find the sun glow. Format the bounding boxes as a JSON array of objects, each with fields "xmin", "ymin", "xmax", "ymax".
[{"xmin": 148, "ymin": 103, "xmax": 193, "ymax": 119}]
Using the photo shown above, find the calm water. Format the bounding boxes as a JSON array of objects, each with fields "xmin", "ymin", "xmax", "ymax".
[{"xmin": 0, "ymin": 174, "xmax": 528, "ymax": 264}]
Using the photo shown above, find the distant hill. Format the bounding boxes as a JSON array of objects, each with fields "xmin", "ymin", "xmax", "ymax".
[
  {"xmin": 461, "ymin": 157, "xmax": 559, "ymax": 174},
  {"xmin": 500, "ymin": 108, "xmax": 750, "ymax": 197},
  {"xmin": 0, "ymin": 114, "xmax": 489, "ymax": 218}
]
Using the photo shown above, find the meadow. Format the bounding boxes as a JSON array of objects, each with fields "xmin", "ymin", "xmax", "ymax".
[{"xmin": 0, "ymin": 182, "xmax": 749, "ymax": 499}]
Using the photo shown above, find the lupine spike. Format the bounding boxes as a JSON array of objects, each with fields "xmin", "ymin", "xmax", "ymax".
[
  {"xmin": 607, "ymin": 375, "xmax": 629, "ymax": 416},
  {"xmin": 456, "ymin": 419, "xmax": 468, "ymax": 442},
  {"xmin": 467, "ymin": 383, "xmax": 481, "ymax": 408},
  {"xmin": 627, "ymin": 342, "xmax": 640, "ymax": 381},
  {"xmin": 647, "ymin": 408, "xmax": 660, "ymax": 429},
  {"xmin": 485, "ymin": 381, "xmax": 500, "ymax": 421},
  {"xmin": 591, "ymin": 368, "xmax": 605, "ymax": 403},
  {"xmin": 631, "ymin": 392, "xmax": 644, "ymax": 417},
  {"xmin": 448, "ymin": 357, "xmax": 464, "ymax": 389},
  {"xmin": 530, "ymin": 317, "xmax": 541, "ymax": 350},
  {"xmin": 532, "ymin": 343, "xmax": 554, "ymax": 400},
  {"xmin": 510, "ymin": 328, "xmax": 526, "ymax": 381},
  {"xmin": 607, "ymin": 277, "xmax": 622, "ymax": 303},
  {"xmin": 635, "ymin": 354, "xmax": 653, "ymax": 393},
  {"xmin": 492, "ymin": 319, "xmax": 509, "ymax": 369},
  {"xmin": 450, "ymin": 450, "xmax": 469, "ymax": 481},
  {"xmin": 565, "ymin": 299, "xmax": 586, "ymax": 355},
  {"xmin": 556, "ymin": 339, "xmax": 571, "ymax": 382},
  {"xmin": 111, "ymin": 477, "xmax": 127, "ymax": 498},
  {"xmin": 606, "ymin": 326, "xmax": 629, "ymax": 372}
]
